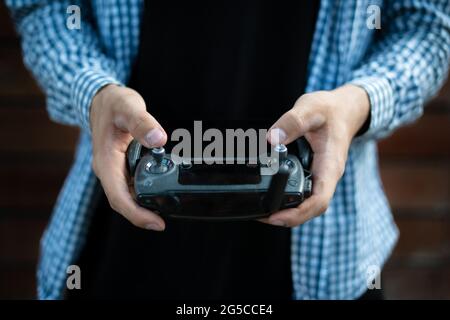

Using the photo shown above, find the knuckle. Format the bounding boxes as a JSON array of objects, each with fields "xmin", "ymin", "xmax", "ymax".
[
  {"xmin": 130, "ymin": 111, "xmax": 149, "ymax": 133},
  {"xmin": 286, "ymin": 109, "xmax": 304, "ymax": 132},
  {"xmin": 299, "ymin": 92, "xmax": 320, "ymax": 105},
  {"xmin": 299, "ymin": 92, "xmax": 315, "ymax": 102},
  {"xmin": 299, "ymin": 91, "xmax": 333, "ymax": 114},
  {"xmin": 110, "ymin": 93, "xmax": 128, "ymax": 111},
  {"xmin": 117, "ymin": 90, "xmax": 137, "ymax": 105},
  {"xmin": 311, "ymin": 91, "xmax": 332, "ymax": 104},
  {"xmin": 112, "ymin": 91, "xmax": 145, "ymax": 117}
]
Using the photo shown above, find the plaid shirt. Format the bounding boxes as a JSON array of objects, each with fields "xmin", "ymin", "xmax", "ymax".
[{"xmin": 6, "ymin": 0, "xmax": 450, "ymax": 300}]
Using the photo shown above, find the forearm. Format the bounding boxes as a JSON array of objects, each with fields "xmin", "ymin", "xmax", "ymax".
[
  {"xmin": 6, "ymin": 0, "xmax": 123, "ymax": 131},
  {"xmin": 349, "ymin": 0, "xmax": 450, "ymax": 140}
]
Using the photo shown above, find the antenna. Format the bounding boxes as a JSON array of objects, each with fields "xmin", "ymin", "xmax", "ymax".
[{"xmin": 263, "ymin": 144, "xmax": 290, "ymax": 213}]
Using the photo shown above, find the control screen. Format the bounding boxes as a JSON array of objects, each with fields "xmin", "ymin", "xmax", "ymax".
[{"xmin": 178, "ymin": 163, "xmax": 261, "ymax": 185}]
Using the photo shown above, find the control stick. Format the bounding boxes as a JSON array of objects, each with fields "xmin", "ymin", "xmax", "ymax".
[{"xmin": 148, "ymin": 147, "xmax": 168, "ymax": 173}]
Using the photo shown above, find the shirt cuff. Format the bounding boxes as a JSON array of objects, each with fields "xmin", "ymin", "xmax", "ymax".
[
  {"xmin": 348, "ymin": 76, "xmax": 395, "ymax": 139},
  {"xmin": 71, "ymin": 68, "xmax": 123, "ymax": 132}
]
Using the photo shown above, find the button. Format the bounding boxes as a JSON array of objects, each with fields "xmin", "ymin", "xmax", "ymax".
[
  {"xmin": 288, "ymin": 179, "xmax": 298, "ymax": 187},
  {"xmin": 285, "ymin": 159, "xmax": 294, "ymax": 169},
  {"xmin": 145, "ymin": 160, "xmax": 169, "ymax": 174}
]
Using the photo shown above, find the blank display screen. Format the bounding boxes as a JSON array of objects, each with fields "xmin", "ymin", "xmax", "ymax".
[{"xmin": 178, "ymin": 163, "xmax": 261, "ymax": 185}]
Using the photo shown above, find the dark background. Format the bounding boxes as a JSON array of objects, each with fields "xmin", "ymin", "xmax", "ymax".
[{"xmin": 0, "ymin": 3, "xmax": 449, "ymax": 299}]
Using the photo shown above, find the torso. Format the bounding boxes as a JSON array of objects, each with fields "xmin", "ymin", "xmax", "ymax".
[{"xmin": 69, "ymin": 0, "xmax": 319, "ymax": 299}]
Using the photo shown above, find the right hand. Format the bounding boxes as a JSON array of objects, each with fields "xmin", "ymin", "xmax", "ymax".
[{"xmin": 90, "ymin": 84, "xmax": 167, "ymax": 231}]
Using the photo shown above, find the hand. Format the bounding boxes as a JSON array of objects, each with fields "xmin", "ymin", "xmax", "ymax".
[
  {"xmin": 262, "ymin": 84, "xmax": 370, "ymax": 227},
  {"xmin": 90, "ymin": 84, "xmax": 168, "ymax": 231}
]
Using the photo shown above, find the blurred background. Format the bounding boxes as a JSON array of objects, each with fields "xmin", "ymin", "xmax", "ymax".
[{"xmin": 0, "ymin": 2, "xmax": 449, "ymax": 299}]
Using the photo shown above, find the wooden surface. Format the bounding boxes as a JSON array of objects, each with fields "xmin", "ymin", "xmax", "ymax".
[{"xmin": 0, "ymin": 3, "xmax": 449, "ymax": 299}]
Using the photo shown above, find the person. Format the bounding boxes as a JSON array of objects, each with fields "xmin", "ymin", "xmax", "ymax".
[{"xmin": 6, "ymin": 0, "xmax": 450, "ymax": 300}]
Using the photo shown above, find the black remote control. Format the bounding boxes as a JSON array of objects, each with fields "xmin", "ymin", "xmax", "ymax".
[{"xmin": 127, "ymin": 138, "xmax": 313, "ymax": 220}]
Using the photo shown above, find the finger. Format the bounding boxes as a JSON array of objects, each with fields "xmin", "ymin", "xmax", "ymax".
[
  {"xmin": 260, "ymin": 194, "xmax": 328, "ymax": 227},
  {"xmin": 267, "ymin": 97, "xmax": 326, "ymax": 145},
  {"xmin": 98, "ymin": 150, "xmax": 166, "ymax": 231},
  {"xmin": 263, "ymin": 193, "xmax": 329, "ymax": 226},
  {"xmin": 112, "ymin": 96, "xmax": 167, "ymax": 148},
  {"xmin": 263, "ymin": 150, "xmax": 344, "ymax": 227}
]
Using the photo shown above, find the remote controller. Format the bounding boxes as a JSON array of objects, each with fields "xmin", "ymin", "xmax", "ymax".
[{"xmin": 127, "ymin": 138, "xmax": 313, "ymax": 220}]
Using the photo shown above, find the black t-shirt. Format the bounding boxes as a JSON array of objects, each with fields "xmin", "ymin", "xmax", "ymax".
[{"xmin": 69, "ymin": 0, "xmax": 319, "ymax": 299}]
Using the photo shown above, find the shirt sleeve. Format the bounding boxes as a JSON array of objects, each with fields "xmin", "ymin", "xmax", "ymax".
[
  {"xmin": 349, "ymin": 0, "xmax": 450, "ymax": 140},
  {"xmin": 6, "ymin": 0, "xmax": 124, "ymax": 132}
]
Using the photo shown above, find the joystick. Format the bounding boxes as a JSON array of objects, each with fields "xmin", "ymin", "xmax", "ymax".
[
  {"xmin": 273, "ymin": 143, "xmax": 288, "ymax": 161},
  {"xmin": 152, "ymin": 147, "xmax": 165, "ymax": 164},
  {"xmin": 147, "ymin": 147, "xmax": 169, "ymax": 173}
]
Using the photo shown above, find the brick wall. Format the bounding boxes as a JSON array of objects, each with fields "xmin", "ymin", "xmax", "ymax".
[{"xmin": 0, "ymin": 3, "xmax": 449, "ymax": 299}]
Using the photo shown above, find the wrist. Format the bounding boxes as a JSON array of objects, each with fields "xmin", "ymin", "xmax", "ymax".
[
  {"xmin": 90, "ymin": 84, "xmax": 119, "ymax": 128},
  {"xmin": 332, "ymin": 84, "xmax": 371, "ymax": 138}
]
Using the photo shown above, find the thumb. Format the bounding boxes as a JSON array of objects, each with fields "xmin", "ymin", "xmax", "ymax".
[
  {"xmin": 267, "ymin": 105, "xmax": 326, "ymax": 145},
  {"xmin": 129, "ymin": 111, "xmax": 167, "ymax": 148},
  {"xmin": 115, "ymin": 108, "xmax": 167, "ymax": 148}
]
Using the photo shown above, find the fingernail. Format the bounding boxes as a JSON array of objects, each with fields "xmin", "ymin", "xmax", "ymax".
[
  {"xmin": 145, "ymin": 128, "xmax": 165, "ymax": 147},
  {"xmin": 268, "ymin": 128, "xmax": 287, "ymax": 145},
  {"xmin": 145, "ymin": 223, "xmax": 164, "ymax": 231},
  {"xmin": 270, "ymin": 220, "xmax": 287, "ymax": 227}
]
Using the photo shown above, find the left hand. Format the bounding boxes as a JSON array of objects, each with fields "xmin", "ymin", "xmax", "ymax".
[{"xmin": 262, "ymin": 84, "xmax": 370, "ymax": 227}]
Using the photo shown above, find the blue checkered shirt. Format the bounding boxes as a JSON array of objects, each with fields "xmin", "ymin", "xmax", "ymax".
[{"xmin": 6, "ymin": 0, "xmax": 450, "ymax": 299}]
